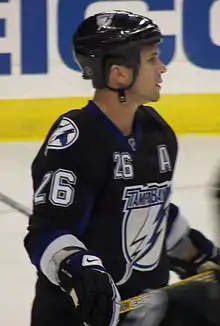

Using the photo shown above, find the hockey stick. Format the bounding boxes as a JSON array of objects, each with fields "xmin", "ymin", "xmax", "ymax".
[
  {"xmin": 0, "ymin": 193, "xmax": 217, "ymax": 314},
  {"xmin": 120, "ymin": 270, "xmax": 216, "ymax": 313},
  {"xmin": 0, "ymin": 192, "xmax": 31, "ymax": 216}
]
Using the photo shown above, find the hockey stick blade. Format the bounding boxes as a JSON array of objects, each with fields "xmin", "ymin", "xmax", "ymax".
[
  {"xmin": 0, "ymin": 192, "xmax": 31, "ymax": 216},
  {"xmin": 120, "ymin": 270, "xmax": 216, "ymax": 314}
]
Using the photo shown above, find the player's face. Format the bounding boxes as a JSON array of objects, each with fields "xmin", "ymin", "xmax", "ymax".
[{"xmin": 131, "ymin": 44, "xmax": 166, "ymax": 103}]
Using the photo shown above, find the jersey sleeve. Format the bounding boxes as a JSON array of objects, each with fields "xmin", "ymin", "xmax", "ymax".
[
  {"xmin": 166, "ymin": 203, "xmax": 190, "ymax": 256},
  {"xmin": 24, "ymin": 113, "xmax": 105, "ymax": 282}
]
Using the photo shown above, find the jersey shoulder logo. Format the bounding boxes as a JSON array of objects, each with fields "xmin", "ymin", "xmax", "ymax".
[{"xmin": 46, "ymin": 117, "xmax": 79, "ymax": 151}]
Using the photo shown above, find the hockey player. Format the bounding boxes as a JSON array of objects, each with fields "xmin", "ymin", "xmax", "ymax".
[{"xmin": 24, "ymin": 10, "xmax": 220, "ymax": 326}]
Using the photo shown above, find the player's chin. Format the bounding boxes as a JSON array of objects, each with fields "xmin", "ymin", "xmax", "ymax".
[{"xmin": 149, "ymin": 91, "xmax": 161, "ymax": 102}]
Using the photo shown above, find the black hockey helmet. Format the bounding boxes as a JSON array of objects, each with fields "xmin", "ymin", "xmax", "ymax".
[{"xmin": 73, "ymin": 10, "xmax": 162, "ymax": 102}]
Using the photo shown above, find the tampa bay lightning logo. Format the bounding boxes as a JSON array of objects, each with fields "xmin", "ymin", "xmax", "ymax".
[
  {"xmin": 96, "ymin": 13, "xmax": 114, "ymax": 31},
  {"xmin": 117, "ymin": 181, "xmax": 171, "ymax": 286},
  {"xmin": 46, "ymin": 117, "xmax": 79, "ymax": 151}
]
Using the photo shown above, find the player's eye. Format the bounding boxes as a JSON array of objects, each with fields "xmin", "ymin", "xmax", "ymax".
[{"xmin": 149, "ymin": 56, "xmax": 157, "ymax": 62}]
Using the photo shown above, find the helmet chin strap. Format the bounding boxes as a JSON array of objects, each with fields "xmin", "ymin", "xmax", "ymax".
[
  {"xmin": 118, "ymin": 89, "xmax": 127, "ymax": 103},
  {"xmin": 105, "ymin": 65, "xmax": 139, "ymax": 103},
  {"xmin": 106, "ymin": 86, "xmax": 127, "ymax": 103}
]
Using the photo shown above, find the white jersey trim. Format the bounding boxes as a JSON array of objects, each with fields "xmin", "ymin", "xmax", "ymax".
[
  {"xmin": 166, "ymin": 211, "xmax": 190, "ymax": 256},
  {"xmin": 40, "ymin": 234, "xmax": 87, "ymax": 285}
]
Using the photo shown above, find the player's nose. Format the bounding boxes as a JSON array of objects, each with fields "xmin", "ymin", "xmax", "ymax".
[{"xmin": 158, "ymin": 59, "xmax": 167, "ymax": 74}]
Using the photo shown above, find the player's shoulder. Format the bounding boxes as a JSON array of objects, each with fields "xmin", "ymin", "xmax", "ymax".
[
  {"xmin": 33, "ymin": 107, "xmax": 105, "ymax": 175},
  {"xmin": 138, "ymin": 105, "xmax": 176, "ymax": 135},
  {"xmin": 138, "ymin": 104, "xmax": 167, "ymax": 125},
  {"xmin": 44, "ymin": 107, "xmax": 98, "ymax": 152},
  {"xmin": 32, "ymin": 107, "xmax": 107, "ymax": 186},
  {"xmin": 59, "ymin": 107, "xmax": 95, "ymax": 132}
]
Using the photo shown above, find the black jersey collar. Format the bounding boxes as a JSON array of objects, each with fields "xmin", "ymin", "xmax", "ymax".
[{"xmin": 84, "ymin": 100, "xmax": 141, "ymax": 152}]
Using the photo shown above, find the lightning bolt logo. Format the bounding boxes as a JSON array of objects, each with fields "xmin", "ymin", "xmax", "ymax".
[{"xmin": 117, "ymin": 182, "xmax": 170, "ymax": 286}]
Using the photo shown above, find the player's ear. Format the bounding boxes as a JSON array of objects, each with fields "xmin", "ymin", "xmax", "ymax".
[{"xmin": 108, "ymin": 65, "xmax": 133, "ymax": 88}]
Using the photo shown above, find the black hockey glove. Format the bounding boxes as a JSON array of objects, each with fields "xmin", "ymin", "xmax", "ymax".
[
  {"xmin": 58, "ymin": 250, "xmax": 120, "ymax": 326},
  {"xmin": 169, "ymin": 229, "xmax": 220, "ymax": 279}
]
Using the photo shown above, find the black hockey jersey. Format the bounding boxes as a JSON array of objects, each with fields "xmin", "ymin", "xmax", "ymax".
[{"xmin": 24, "ymin": 100, "xmax": 179, "ymax": 300}]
